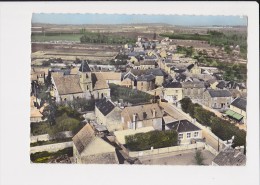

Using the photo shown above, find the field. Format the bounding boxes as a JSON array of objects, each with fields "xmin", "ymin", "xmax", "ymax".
[{"xmin": 31, "ymin": 33, "xmax": 83, "ymax": 42}]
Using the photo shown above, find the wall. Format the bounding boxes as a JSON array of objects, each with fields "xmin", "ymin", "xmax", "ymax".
[
  {"xmin": 30, "ymin": 131, "xmax": 73, "ymax": 143},
  {"xmin": 121, "ymin": 78, "xmax": 135, "ymax": 88},
  {"xmin": 164, "ymin": 87, "xmax": 183, "ymax": 102},
  {"xmin": 128, "ymin": 142, "xmax": 206, "ymax": 158},
  {"xmin": 155, "ymin": 76, "xmax": 164, "ymax": 86},
  {"xmin": 178, "ymin": 130, "xmax": 203, "ymax": 145},
  {"xmin": 30, "ymin": 141, "xmax": 72, "ymax": 154},
  {"xmin": 79, "ymin": 152, "xmax": 119, "ymax": 164}
]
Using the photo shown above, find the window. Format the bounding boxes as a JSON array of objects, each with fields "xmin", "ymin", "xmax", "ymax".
[
  {"xmin": 194, "ymin": 132, "xmax": 199, "ymax": 138},
  {"xmin": 187, "ymin": 133, "xmax": 191, "ymax": 139},
  {"xmin": 178, "ymin": 133, "xmax": 183, "ymax": 140}
]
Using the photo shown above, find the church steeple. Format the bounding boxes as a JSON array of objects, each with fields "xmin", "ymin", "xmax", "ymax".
[{"xmin": 79, "ymin": 60, "xmax": 92, "ymax": 92}]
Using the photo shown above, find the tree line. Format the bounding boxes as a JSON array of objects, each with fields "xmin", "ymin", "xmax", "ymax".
[{"xmin": 179, "ymin": 97, "xmax": 246, "ymax": 149}]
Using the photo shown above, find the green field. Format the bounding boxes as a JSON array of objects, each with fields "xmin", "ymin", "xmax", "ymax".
[{"xmin": 31, "ymin": 33, "xmax": 83, "ymax": 42}]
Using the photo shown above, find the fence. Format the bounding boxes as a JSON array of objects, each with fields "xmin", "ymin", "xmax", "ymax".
[{"xmin": 30, "ymin": 141, "xmax": 73, "ymax": 154}]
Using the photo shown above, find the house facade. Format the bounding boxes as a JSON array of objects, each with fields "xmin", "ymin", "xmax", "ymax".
[
  {"xmin": 203, "ymin": 89, "xmax": 232, "ymax": 110},
  {"xmin": 95, "ymin": 98, "xmax": 123, "ymax": 131},
  {"xmin": 163, "ymin": 82, "xmax": 183, "ymax": 103},
  {"xmin": 136, "ymin": 74, "xmax": 155, "ymax": 92},
  {"xmin": 165, "ymin": 119, "xmax": 202, "ymax": 145},
  {"xmin": 182, "ymin": 81, "xmax": 205, "ymax": 101},
  {"xmin": 121, "ymin": 103, "xmax": 163, "ymax": 130}
]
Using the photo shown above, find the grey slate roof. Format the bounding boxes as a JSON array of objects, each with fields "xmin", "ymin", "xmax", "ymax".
[
  {"xmin": 79, "ymin": 61, "xmax": 91, "ymax": 72},
  {"xmin": 231, "ymin": 98, "xmax": 246, "ymax": 111},
  {"xmin": 137, "ymin": 74, "xmax": 155, "ymax": 81},
  {"xmin": 226, "ymin": 81, "xmax": 246, "ymax": 90},
  {"xmin": 207, "ymin": 89, "xmax": 231, "ymax": 97},
  {"xmin": 166, "ymin": 120, "xmax": 201, "ymax": 133},
  {"xmin": 182, "ymin": 81, "xmax": 205, "ymax": 88},
  {"xmin": 96, "ymin": 98, "xmax": 115, "ymax": 116},
  {"xmin": 145, "ymin": 68, "xmax": 167, "ymax": 77},
  {"xmin": 216, "ymin": 81, "xmax": 226, "ymax": 89},
  {"xmin": 213, "ymin": 148, "xmax": 246, "ymax": 166},
  {"xmin": 163, "ymin": 82, "xmax": 182, "ymax": 88}
]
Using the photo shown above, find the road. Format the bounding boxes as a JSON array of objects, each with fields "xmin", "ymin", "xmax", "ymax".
[
  {"xmin": 159, "ymin": 102, "xmax": 222, "ymax": 151},
  {"xmin": 140, "ymin": 149, "xmax": 215, "ymax": 166}
]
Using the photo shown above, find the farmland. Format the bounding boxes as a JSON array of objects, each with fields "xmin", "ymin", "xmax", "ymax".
[{"xmin": 31, "ymin": 33, "xmax": 83, "ymax": 42}]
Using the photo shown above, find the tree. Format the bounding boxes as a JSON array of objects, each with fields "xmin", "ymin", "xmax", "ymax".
[
  {"xmin": 194, "ymin": 150, "xmax": 204, "ymax": 165},
  {"xmin": 42, "ymin": 102, "xmax": 57, "ymax": 126},
  {"xmin": 180, "ymin": 97, "xmax": 192, "ymax": 113}
]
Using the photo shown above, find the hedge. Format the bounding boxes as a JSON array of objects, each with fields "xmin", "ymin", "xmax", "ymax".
[{"xmin": 125, "ymin": 130, "xmax": 178, "ymax": 151}]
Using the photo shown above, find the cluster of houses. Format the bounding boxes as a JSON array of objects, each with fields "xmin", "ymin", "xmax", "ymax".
[{"xmin": 30, "ymin": 35, "xmax": 247, "ymax": 165}]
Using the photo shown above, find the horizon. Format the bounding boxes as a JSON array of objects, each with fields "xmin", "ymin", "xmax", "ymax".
[{"xmin": 32, "ymin": 13, "xmax": 247, "ymax": 26}]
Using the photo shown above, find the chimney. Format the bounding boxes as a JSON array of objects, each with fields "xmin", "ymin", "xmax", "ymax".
[
  {"xmin": 152, "ymin": 108, "xmax": 156, "ymax": 118},
  {"xmin": 133, "ymin": 113, "xmax": 137, "ymax": 130}
]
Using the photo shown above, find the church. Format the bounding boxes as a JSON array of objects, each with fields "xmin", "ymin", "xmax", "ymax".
[{"xmin": 51, "ymin": 61, "xmax": 110, "ymax": 103}]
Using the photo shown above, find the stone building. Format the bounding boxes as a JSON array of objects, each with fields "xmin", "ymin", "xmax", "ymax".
[
  {"xmin": 72, "ymin": 124, "xmax": 118, "ymax": 164},
  {"xmin": 163, "ymin": 82, "xmax": 183, "ymax": 103},
  {"xmin": 182, "ymin": 81, "xmax": 205, "ymax": 101},
  {"xmin": 95, "ymin": 98, "xmax": 123, "ymax": 132},
  {"xmin": 203, "ymin": 89, "xmax": 232, "ymax": 110},
  {"xmin": 136, "ymin": 74, "xmax": 155, "ymax": 92},
  {"xmin": 165, "ymin": 119, "xmax": 202, "ymax": 145},
  {"xmin": 121, "ymin": 103, "xmax": 163, "ymax": 130},
  {"xmin": 51, "ymin": 61, "xmax": 110, "ymax": 103},
  {"xmin": 225, "ymin": 97, "xmax": 247, "ymax": 124}
]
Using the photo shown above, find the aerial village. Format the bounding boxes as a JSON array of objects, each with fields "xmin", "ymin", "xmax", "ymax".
[{"xmin": 30, "ymin": 25, "xmax": 247, "ymax": 166}]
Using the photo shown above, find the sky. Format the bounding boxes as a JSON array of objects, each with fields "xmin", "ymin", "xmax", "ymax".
[{"xmin": 32, "ymin": 13, "xmax": 247, "ymax": 26}]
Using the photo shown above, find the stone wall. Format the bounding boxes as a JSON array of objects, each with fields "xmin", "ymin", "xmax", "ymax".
[{"xmin": 30, "ymin": 141, "xmax": 73, "ymax": 154}]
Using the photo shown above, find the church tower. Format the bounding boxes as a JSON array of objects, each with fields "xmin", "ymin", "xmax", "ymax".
[{"xmin": 79, "ymin": 60, "xmax": 92, "ymax": 92}]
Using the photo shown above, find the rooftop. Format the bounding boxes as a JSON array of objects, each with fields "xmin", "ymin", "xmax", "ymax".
[
  {"xmin": 163, "ymin": 81, "xmax": 182, "ymax": 88},
  {"xmin": 213, "ymin": 148, "xmax": 246, "ymax": 166},
  {"xmin": 166, "ymin": 119, "xmax": 201, "ymax": 133},
  {"xmin": 52, "ymin": 75, "xmax": 83, "ymax": 95},
  {"xmin": 231, "ymin": 98, "xmax": 247, "ymax": 111},
  {"xmin": 79, "ymin": 60, "xmax": 91, "ymax": 72},
  {"xmin": 207, "ymin": 89, "xmax": 231, "ymax": 97},
  {"xmin": 95, "ymin": 98, "xmax": 115, "ymax": 116},
  {"xmin": 122, "ymin": 103, "xmax": 164, "ymax": 122}
]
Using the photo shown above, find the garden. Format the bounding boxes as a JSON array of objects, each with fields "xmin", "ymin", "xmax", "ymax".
[
  {"xmin": 125, "ymin": 130, "xmax": 178, "ymax": 151},
  {"xmin": 109, "ymin": 83, "xmax": 154, "ymax": 105}
]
